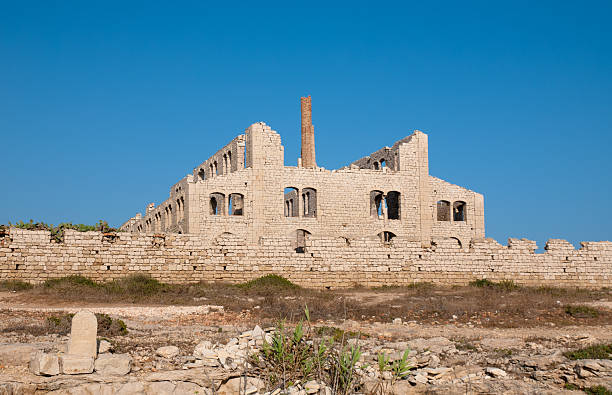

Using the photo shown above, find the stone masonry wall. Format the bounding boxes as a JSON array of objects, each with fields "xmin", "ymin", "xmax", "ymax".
[{"xmin": 1, "ymin": 229, "xmax": 610, "ymax": 288}]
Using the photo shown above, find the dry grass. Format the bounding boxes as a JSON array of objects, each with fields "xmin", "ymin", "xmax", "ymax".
[{"xmin": 7, "ymin": 275, "xmax": 612, "ymax": 328}]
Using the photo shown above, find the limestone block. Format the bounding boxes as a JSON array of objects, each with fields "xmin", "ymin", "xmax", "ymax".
[
  {"xmin": 94, "ymin": 353, "xmax": 132, "ymax": 375},
  {"xmin": 60, "ymin": 354, "xmax": 94, "ymax": 374},
  {"xmin": 29, "ymin": 351, "xmax": 60, "ymax": 376}
]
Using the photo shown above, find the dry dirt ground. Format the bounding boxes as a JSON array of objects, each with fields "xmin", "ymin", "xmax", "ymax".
[{"xmin": 0, "ymin": 284, "xmax": 611, "ymax": 394}]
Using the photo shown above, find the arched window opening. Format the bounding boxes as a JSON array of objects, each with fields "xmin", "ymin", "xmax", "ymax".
[
  {"xmin": 229, "ymin": 193, "xmax": 244, "ymax": 216},
  {"xmin": 386, "ymin": 191, "xmax": 401, "ymax": 220},
  {"xmin": 379, "ymin": 231, "xmax": 396, "ymax": 244},
  {"xmin": 373, "ymin": 161, "xmax": 380, "ymax": 170},
  {"xmin": 437, "ymin": 200, "xmax": 450, "ymax": 221},
  {"xmin": 453, "ymin": 201, "xmax": 466, "ymax": 222},
  {"xmin": 370, "ymin": 190, "xmax": 384, "ymax": 219},
  {"xmin": 214, "ymin": 161, "xmax": 219, "ymax": 176},
  {"xmin": 295, "ymin": 229, "xmax": 311, "ymax": 253},
  {"xmin": 227, "ymin": 151, "xmax": 232, "ymax": 173},
  {"xmin": 198, "ymin": 168, "xmax": 206, "ymax": 181},
  {"xmin": 210, "ymin": 193, "xmax": 225, "ymax": 216},
  {"xmin": 302, "ymin": 188, "xmax": 317, "ymax": 217},
  {"xmin": 284, "ymin": 187, "xmax": 299, "ymax": 217},
  {"xmin": 380, "ymin": 159, "xmax": 386, "ymax": 169},
  {"xmin": 209, "ymin": 164, "xmax": 214, "ymax": 177}
]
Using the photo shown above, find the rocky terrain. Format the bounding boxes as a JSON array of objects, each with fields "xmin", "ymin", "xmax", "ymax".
[{"xmin": 0, "ymin": 278, "xmax": 611, "ymax": 394}]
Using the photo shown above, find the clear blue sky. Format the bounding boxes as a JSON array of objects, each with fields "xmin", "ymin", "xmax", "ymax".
[{"xmin": 1, "ymin": 1, "xmax": 610, "ymax": 249}]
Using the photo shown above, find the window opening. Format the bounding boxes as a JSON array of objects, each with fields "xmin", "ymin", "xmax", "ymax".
[
  {"xmin": 284, "ymin": 187, "xmax": 299, "ymax": 217},
  {"xmin": 437, "ymin": 200, "xmax": 450, "ymax": 221},
  {"xmin": 453, "ymin": 201, "xmax": 466, "ymax": 221}
]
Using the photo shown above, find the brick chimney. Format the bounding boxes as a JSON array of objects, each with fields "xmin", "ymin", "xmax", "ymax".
[{"xmin": 300, "ymin": 96, "xmax": 316, "ymax": 168}]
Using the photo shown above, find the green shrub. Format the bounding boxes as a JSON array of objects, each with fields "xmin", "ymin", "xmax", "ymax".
[
  {"xmin": 0, "ymin": 280, "xmax": 33, "ymax": 291},
  {"xmin": 470, "ymin": 279, "xmax": 494, "ymax": 288},
  {"xmin": 44, "ymin": 275, "xmax": 99, "ymax": 289},
  {"xmin": 564, "ymin": 343, "xmax": 612, "ymax": 360},
  {"xmin": 239, "ymin": 275, "xmax": 299, "ymax": 290},
  {"xmin": 96, "ymin": 313, "xmax": 128, "ymax": 336},
  {"xmin": 564, "ymin": 305, "xmax": 600, "ymax": 318}
]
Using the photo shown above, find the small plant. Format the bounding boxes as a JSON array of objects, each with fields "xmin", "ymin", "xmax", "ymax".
[
  {"xmin": 329, "ymin": 344, "xmax": 362, "ymax": 395},
  {"xmin": 564, "ymin": 343, "xmax": 612, "ymax": 360},
  {"xmin": 564, "ymin": 305, "xmax": 600, "ymax": 318}
]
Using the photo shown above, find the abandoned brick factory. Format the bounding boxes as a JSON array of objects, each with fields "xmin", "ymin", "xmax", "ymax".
[{"xmin": 120, "ymin": 96, "xmax": 485, "ymax": 251}]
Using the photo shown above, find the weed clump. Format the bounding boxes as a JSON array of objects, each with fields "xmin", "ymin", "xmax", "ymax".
[
  {"xmin": 469, "ymin": 279, "xmax": 518, "ymax": 291},
  {"xmin": 564, "ymin": 343, "xmax": 612, "ymax": 360},
  {"xmin": 564, "ymin": 305, "xmax": 600, "ymax": 318},
  {"xmin": 0, "ymin": 280, "xmax": 33, "ymax": 291}
]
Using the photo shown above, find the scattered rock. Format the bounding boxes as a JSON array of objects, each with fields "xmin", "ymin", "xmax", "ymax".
[
  {"xmin": 98, "ymin": 339, "xmax": 112, "ymax": 354},
  {"xmin": 218, "ymin": 376, "xmax": 264, "ymax": 395},
  {"xmin": 156, "ymin": 346, "xmax": 180, "ymax": 359},
  {"xmin": 485, "ymin": 366, "xmax": 507, "ymax": 378}
]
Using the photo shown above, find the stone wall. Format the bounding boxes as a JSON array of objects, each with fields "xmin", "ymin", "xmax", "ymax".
[{"xmin": 1, "ymin": 229, "xmax": 610, "ymax": 288}]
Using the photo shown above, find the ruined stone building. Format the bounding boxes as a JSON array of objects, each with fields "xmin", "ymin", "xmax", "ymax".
[{"xmin": 120, "ymin": 97, "xmax": 485, "ymax": 250}]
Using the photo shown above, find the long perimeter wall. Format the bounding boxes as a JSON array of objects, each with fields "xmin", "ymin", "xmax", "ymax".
[{"xmin": 1, "ymin": 229, "xmax": 610, "ymax": 288}]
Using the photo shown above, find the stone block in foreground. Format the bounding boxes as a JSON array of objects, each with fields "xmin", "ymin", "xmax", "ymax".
[
  {"xmin": 94, "ymin": 353, "xmax": 132, "ymax": 375},
  {"xmin": 29, "ymin": 352, "xmax": 60, "ymax": 376},
  {"xmin": 60, "ymin": 354, "xmax": 94, "ymax": 374}
]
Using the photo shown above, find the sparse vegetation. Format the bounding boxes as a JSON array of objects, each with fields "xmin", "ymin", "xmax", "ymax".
[
  {"xmin": 2, "ymin": 274, "xmax": 610, "ymax": 327},
  {"xmin": 564, "ymin": 343, "xmax": 612, "ymax": 360},
  {"xmin": 251, "ymin": 307, "xmax": 365, "ymax": 395},
  {"xmin": 6, "ymin": 219, "xmax": 119, "ymax": 242}
]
